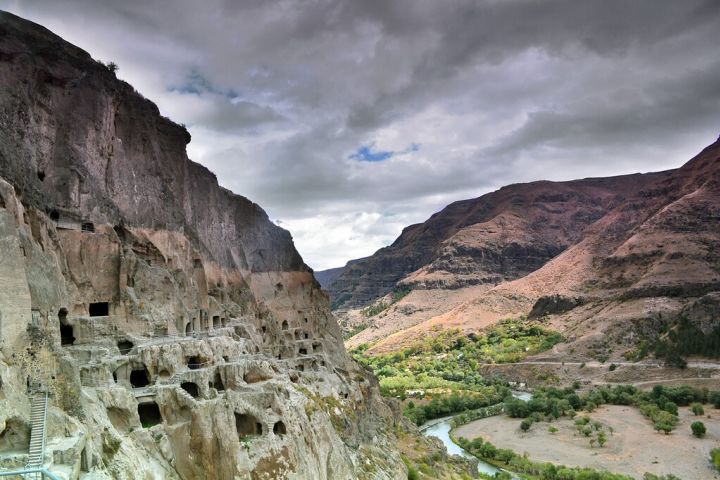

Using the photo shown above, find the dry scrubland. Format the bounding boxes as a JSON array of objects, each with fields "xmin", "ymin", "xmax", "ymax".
[{"xmin": 455, "ymin": 405, "xmax": 720, "ymax": 479}]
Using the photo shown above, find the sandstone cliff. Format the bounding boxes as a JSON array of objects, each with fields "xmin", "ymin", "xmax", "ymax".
[{"xmin": 0, "ymin": 11, "xmax": 406, "ymax": 479}]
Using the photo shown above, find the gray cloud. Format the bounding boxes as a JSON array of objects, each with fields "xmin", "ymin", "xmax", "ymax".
[{"xmin": 6, "ymin": 0, "xmax": 720, "ymax": 269}]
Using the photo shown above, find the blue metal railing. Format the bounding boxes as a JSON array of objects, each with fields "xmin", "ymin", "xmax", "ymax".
[{"xmin": 0, "ymin": 468, "xmax": 61, "ymax": 480}]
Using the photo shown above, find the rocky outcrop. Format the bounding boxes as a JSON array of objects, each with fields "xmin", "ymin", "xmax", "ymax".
[
  {"xmin": 0, "ymin": 11, "xmax": 405, "ymax": 479},
  {"xmin": 528, "ymin": 295, "xmax": 585, "ymax": 319}
]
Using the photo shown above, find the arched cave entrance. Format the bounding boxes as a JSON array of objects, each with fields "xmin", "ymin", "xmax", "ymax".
[
  {"xmin": 117, "ymin": 340, "xmax": 134, "ymax": 355},
  {"xmin": 129, "ymin": 367, "xmax": 150, "ymax": 388},
  {"xmin": 281, "ymin": 320, "xmax": 289, "ymax": 331},
  {"xmin": 212, "ymin": 315, "xmax": 219, "ymax": 329},
  {"xmin": 273, "ymin": 421, "xmax": 287, "ymax": 435},
  {"xmin": 185, "ymin": 322, "xmax": 192, "ymax": 336},
  {"xmin": 138, "ymin": 402, "xmax": 162, "ymax": 428},
  {"xmin": 187, "ymin": 356, "xmax": 201, "ymax": 370},
  {"xmin": 180, "ymin": 382, "xmax": 199, "ymax": 398},
  {"xmin": 235, "ymin": 413, "xmax": 262, "ymax": 437}
]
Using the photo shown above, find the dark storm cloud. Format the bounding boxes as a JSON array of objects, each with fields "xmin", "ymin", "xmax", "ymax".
[{"xmin": 6, "ymin": 0, "xmax": 720, "ymax": 268}]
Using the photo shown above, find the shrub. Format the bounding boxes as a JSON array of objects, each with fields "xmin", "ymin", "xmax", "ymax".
[
  {"xmin": 609, "ymin": 363, "xmax": 618, "ymax": 371},
  {"xmin": 520, "ymin": 418, "xmax": 533, "ymax": 431},
  {"xmin": 104, "ymin": 61, "xmax": 118, "ymax": 73},
  {"xmin": 691, "ymin": 403, "xmax": 704, "ymax": 416},
  {"xmin": 663, "ymin": 401, "xmax": 678, "ymax": 415},
  {"xmin": 711, "ymin": 448, "xmax": 720, "ymax": 471},
  {"xmin": 407, "ymin": 466, "xmax": 419, "ymax": 480},
  {"xmin": 710, "ymin": 391, "xmax": 720, "ymax": 409},
  {"xmin": 548, "ymin": 426, "xmax": 558, "ymax": 434},
  {"xmin": 691, "ymin": 421, "xmax": 706, "ymax": 438}
]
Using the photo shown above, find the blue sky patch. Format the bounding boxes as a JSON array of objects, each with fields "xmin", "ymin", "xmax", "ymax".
[
  {"xmin": 350, "ymin": 143, "xmax": 420, "ymax": 162},
  {"xmin": 350, "ymin": 145, "xmax": 394, "ymax": 162}
]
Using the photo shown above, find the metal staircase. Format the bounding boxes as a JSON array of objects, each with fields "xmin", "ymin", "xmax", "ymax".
[{"xmin": 24, "ymin": 391, "xmax": 48, "ymax": 479}]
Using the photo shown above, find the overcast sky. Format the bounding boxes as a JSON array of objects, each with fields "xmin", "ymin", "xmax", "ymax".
[{"xmin": 7, "ymin": 0, "xmax": 720, "ymax": 270}]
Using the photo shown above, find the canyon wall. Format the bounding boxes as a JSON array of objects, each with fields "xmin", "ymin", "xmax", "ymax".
[{"xmin": 0, "ymin": 11, "xmax": 405, "ymax": 479}]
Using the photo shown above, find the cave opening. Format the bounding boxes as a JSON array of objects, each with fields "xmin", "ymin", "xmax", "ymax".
[
  {"xmin": 37, "ymin": 171, "xmax": 45, "ymax": 182},
  {"xmin": 138, "ymin": 402, "xmax": 162, "ymax": 428},
  {"xmin": 49, "ymin": 210, "xmax": 59, "ymax": 221},
  {"xmin": 185, "ymin": 322, "xmax": 192, "ymax": 336},
  {"xmin": 0, "ymin": 417, "xmax": 30, "ymax": 452},
  {"xmin": 298, "ymin": 348, "xmax": 307, "ymax": 355},
  {"xmin": 212, "ymin": 315, "xmax": 219, "ymax": 329},
  {"xmin": 81, "ymin": 222, "xmax": 95, "ymax": 233},
  {"xmin": 273, "ymin": 421, "xmax": 287, "ymax": 435},
  {"xmin": 180, "ymin": 382, "xmax": 199, "ymax": 398},
  {"xmin": 129, "ymin": 368, "xmax": 150, "ymax": 388},
  {"xmin": 59, "ymin": 308, "xmax": 74, "ymax": 346},
  {"xmin": 187, "ymin": 356, "xmax": 201, "ymax": 370},
  {"xmin": 117, "ymin": 340, "xmax": 133, "ymax": 355},
  {"xmin": 313, "ymin": 342, "xmax": 323, "ymax": 353},
  {"xmin": 234, "ymin": 413, "xmax": 262, "ymax": 437},
  {"xmin": 221, "ymin": 317, "xmax": 227, "ymax": 327},
  {"xmin": 89, "ymin": 302, "xmax": 109, "ymax": 317},
  {"xmin": 281, "ymin": 320, "xmax": 289, "ymax": 331},
  {"xmin": 213, "ymin": 371, "xmax": 225, "ymax": 391}
]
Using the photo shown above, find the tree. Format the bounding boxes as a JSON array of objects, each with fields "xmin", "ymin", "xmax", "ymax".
[
  {"xmin": 597, "ymin": 431, "xmax": 607, "ymax": 447},
  {"xmin": 691, "ymin": 421, "xmax": 706, "ymax": 438},
  {"xmin": 691, "ymin": 403, "xmax": 704, "ymax": 416},
  {"xmin": 520, "ymin": 418, "xmax": 533, "ymax": 431},
  {"xmin": 104, "ymin": 61, "xmax": 119, "ymax": 73}
]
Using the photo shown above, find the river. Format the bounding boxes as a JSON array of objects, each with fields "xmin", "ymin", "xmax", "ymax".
[{"xmin": 419, "ymin": 391, "xmax": 531, "ymax": 478}]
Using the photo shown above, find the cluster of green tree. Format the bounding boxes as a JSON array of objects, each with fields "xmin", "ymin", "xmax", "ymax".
[
  {"xmin": 652, "ymin": 317, "xmax": 720, "ymax": 367},
  {"xmin": 360, "ymin": 287, "xmax": 413, "ymax": 317},
  {"xmin": 351, "ymin": 319, "xmax": 563, "ymax": 397},
  {"xmin": 455, "ymin": 436, "xmax": 635, "ymax": 480},
  {"xmin": 502, "ymin": 384, "xmax": 720, "ymax": 434},
  {"xmin": 572, "ymin": 416, "xmax": 609, "ymax": 447},
  {"xmin": 404, "ymin": 388, "xmax": 508, "ymax": 425},
  {"xmin": 450, "ymin": 403, "xmax": 504, "ymax": 428}
]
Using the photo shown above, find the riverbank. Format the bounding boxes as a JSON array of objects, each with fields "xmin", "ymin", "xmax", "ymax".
[{"xmin": 454, "ymin": 404, "xmax": 720, "ymax": 479}]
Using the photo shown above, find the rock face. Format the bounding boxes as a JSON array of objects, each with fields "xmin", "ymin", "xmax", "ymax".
[
  {"xmin": 332, "ymin": 137, "xmax": 720, "ymax": 356},
  {"xmin": 0, "ymin": 11, "xmax": 405, "ymax": 479},
  {"xmin": 324, "ymin": 172, "xmax": 663, "ymax": 308}
]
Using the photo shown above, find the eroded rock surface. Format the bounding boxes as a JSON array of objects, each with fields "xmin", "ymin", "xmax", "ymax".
[{"xmin": 0, "ymin": 11, "xmax": 405, "ymax": 479}]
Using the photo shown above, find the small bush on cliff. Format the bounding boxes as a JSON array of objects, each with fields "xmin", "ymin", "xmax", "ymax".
[{"xmin": 103, "ymin": 61, "xmax": 119, "ymax": 73}]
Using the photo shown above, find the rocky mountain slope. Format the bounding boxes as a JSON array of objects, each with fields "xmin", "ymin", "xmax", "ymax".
[
  {"xmin": 327, "ymin": 138, "xmax": 720, "ymax": 358},
  {"xmin": 0, "ymin": 11, "xmax": 409, "ymax": 479}
]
